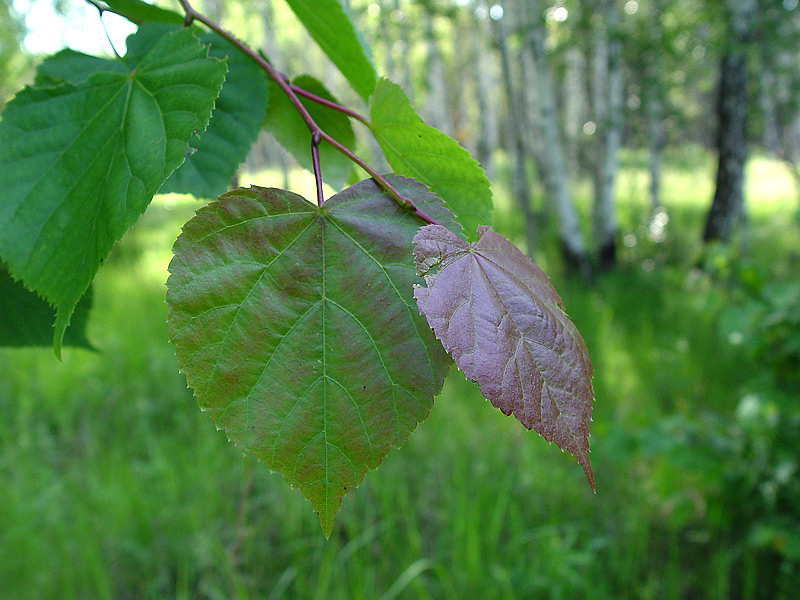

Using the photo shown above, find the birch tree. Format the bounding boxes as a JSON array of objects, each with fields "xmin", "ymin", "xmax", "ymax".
[
  {"xmin": 585, "ymin": 0, "xmax": 624, "ymax": 269},
  {"xmin": 517, "ymin": 0, "xmax": 592, "ymax": 277}
]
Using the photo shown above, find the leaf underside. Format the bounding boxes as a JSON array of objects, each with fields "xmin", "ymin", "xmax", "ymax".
[
  {"xmin": 0, "ymin": 24, "xmax": 226, "ymax": 356},
  {"xmin": 0, "ymin": 264, "xmax": 92, "ymax": 349},
  {"xmin": 413, "ymin": 225, "xmax": 595, "ymax": 488},
  {"xmin": 369, "ymin": 78, "xmax": 493, "ymax": 240},
  {"xmin": 161, "ymin": 28, "xmax": 268, "ymax": 198},
  {"xmin": 166, "ymin": 176, "xmax": 457, "ymax": 536}
]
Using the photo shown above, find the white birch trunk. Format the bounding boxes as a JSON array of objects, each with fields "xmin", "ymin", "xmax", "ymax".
[
  {"xmin": 588, "ymin": 0, "xmax": 623, "ymax": 269},
  {"xmin": 520, "ymin": 0, "xmax": 591, "ymax": 276}
]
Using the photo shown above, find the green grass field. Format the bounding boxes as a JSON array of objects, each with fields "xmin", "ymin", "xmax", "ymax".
[{"xmin": 1, "ymin": 152, "xmax": 798, "ymax": 599}]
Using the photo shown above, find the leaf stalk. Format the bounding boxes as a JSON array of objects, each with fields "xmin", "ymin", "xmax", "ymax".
[{"xmin": 177, "ymin": 0, "xmax": 440, "ymax": 225}]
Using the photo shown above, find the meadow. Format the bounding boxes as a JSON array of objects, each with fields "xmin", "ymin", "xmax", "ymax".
[{"xmin": 1, "ymin": 150, "xmax": 798, "ymax": 599}]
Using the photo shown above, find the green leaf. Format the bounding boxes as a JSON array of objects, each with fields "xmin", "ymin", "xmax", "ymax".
[
  {"xmin": 265, "ymin": 75, "xmax": 355, "ymax": 191},
  {"xmin": 166, "ymin": 176, "xmax": 457, "ymax": 536},
  {"xmin": 369, "ymin": 78, "xmax": 493, "ymax": 240},
  {"xmin": 103, "ymin": 0, "xmax": 184, "ymax": 25},
  {"xmin": 0, "ymin": 24, "xmax": 226, "ymax": 357},
  {"xmin": 283, "ymin": 0, "xmax": 377, "ymax": 101},
  {"xmin": 160, "ymin": 30, "xmax": 269, "ymax": 198},
  {"xmin": 0, "ymin": 263, "xmax": 92, "ymax": 349},
  {"xmin": 34, "ymin": 49, "xmax": 125, "ymax": 85}
]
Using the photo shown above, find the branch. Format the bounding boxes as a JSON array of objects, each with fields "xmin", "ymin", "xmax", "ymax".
[{"xmin": 177, "ymin": 0, "xmax": 441, "ymax": 226}]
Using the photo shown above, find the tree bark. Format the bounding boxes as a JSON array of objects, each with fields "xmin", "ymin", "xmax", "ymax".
[
  {"xmin": 703, "ymin": 0, "xmax": 757, "ymax": 243},
  {"xmin": 588, "ymin": 0, "xmax": 623, "ymax": 270},
  {"xmin": 470, "ymin": 3, "xmax": 498, "ymax": 178},
  {"xmin": 423, "ymin": 8, "xmax": 450, "ymax": 135},
  {"xmin": 519, "ymin": 0, "xmax": 592, "ymax": 277},
  {"xmin": 493, "ymin": 5, "xmax": 537, "ymax": 257},
  {"xmin": 703, "ymin": 53, "xmax": 749, "ymax": 242}
]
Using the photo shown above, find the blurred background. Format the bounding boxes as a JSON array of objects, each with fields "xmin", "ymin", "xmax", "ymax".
[{"xmin": 2, "ymin": 0, "xmax": 800, "ymax": 598}]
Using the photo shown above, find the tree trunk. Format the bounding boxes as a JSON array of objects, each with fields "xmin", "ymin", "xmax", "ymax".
[
  {"xmin": 588, "ymin": 0, "xmax": 623, "ymax": 270},
  {"xmin": 470, "ymin": 3, "xmax": 498, "ymax": 178},
  {"xmin": 519, "ymin": 0, "xmax": 592, "ymax": 277},
  {"xmin": 563, "ymin": 47, "xmax": 585, "ymax": 174},
  {"xmin": 703, "ymin": 0, "xmax": 757, "ymax": 243},
  {"xmin": 423, "ymin": 9, "xmax": 450, "ymax": 135},
  {"xmin": 703, "ymin": 52, "xmax": 749, "ymax": 242},
  {"xmin": 493, "ymin": 6, "xmax": 537, "ymax": 256}
]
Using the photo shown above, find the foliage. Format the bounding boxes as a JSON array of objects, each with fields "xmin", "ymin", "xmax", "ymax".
[{"xmin": 0, "ymin": 0, "xmax": 594, "ymax": 534}]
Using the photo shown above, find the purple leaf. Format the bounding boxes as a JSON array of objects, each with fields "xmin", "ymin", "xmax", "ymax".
[{"xmin": 413, "ymin": 225, "xmax": 595, "ymax": 488}]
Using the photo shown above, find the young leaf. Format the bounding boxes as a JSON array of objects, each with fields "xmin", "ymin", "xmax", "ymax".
[
  {"xmin": 0, "ymin": 264, "xmax": 92, "ymax": 349},
  {"xmin": 283, "ymin": 0, "xmax": 377, "ymax": 101},
  {"xmin": 369, "ymin": 78, "xmax": 493, "ymax": 240},
  {"xmin": 264, "ymin": 75, "xmax": 355, "ymax": 190},
  {"xmin": 160, "ymin": 30, "xmax": 268, "ymax": 198},
  {"xmin": 166, "ymin": 176, "xmax": 457, "ymax": 537},
  {"xmin": 0, "ymin": 25, "xmax": 226, "ymax": 356},
  {"xmin": 413, "ymin": 225, "xmax": 595, "ymax": 488}
]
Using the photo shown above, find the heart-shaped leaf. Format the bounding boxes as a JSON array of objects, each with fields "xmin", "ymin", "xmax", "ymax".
[
  {"xmin": 0, "ymin": 25, "xmax": 226, "ymax": 355},
  {"xmin": 413, "ymin": 225, "xmax": 594, "ymax": 487},
  {"xmin": 166, "ymin": 176, "xmax": 458, "ymax": 536}
]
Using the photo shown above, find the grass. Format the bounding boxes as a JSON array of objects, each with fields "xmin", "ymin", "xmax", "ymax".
[{"xmin": 1, "ymin": 151, "xmax": 798, "ymax": 599}]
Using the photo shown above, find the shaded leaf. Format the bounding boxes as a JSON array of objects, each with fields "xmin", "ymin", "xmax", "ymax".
[
  {"xmin": 283, "ymin": 0, "xmax": 377, "ymax": 101},
  {"xmin": 0, "ymin": 24, "xmax": 226, "ymax": 356},
  {"xmin": 264, "ymin": 74, "xmax": 355, "ymax": 191},
  {"xmin": 0, "ymin": 263, "xmax": 92, "ymax": 349},
  {"xmin": 369, "ymin": 78, "xmax": 492, "ymax": 240},
  {"xmin": 103, "ymin": 0, "xmax": 184, "ymax": 24},
  {"xmin": 161, "ymin": 29, "xmax": 268, "ymax": 198},
  {"xmin": 413, "ymin": 225, "xmax": 594, "ymax": 487},
  {"xmin": 166, "ymin": 176, "xmax": 457, "ymax": 536}
]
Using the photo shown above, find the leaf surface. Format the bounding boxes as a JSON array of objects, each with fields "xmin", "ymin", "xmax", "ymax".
[
  {"xmin": 103, "ymin": 0, "xmax": 184, "ymax": 24},
  {"xmin": 0, "ymin": 25, "xmax": 226, "ymax": 355},
  {"xmin": 369, "ymin": 78, "xmax": 493, "ymax": 240},
  {"xmin": 413, "ymin": 225, "xmax": 594, "ymax": 487},
  {"xmin": 166, "ymin": 176, "xmax": 456, "ymax": 536},
  {"xmin": 0, "ymin": 264, "xmax": 92, "ymax": 349},
  {"xmin": 264, "ymin": 75, "xmax": 355, "ymax": 191},
  {"xmin": 283, "ymin": 0, "xmax": 377, "ymax": 101},
  {"xmin": 161, "ymin": 29, "xmax": 268, "ymax": 198}
]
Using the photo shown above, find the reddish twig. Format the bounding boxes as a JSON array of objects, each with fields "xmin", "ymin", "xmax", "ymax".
[{"xmin": 178, "ymin": 0, "xmax": 440, "ymax": 225}]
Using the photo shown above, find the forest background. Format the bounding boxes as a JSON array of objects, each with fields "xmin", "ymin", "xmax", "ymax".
[{"xmin": 1, "ymin": 0, "xmax": 799, "ymax": 598}]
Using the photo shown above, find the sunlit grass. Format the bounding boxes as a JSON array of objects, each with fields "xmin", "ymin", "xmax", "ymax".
[{"xmin": 1, "ymin": 152, "xmax": 798, "ymax": 598}]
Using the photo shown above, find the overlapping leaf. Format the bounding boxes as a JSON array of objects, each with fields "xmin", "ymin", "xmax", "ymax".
[
  {"xmin": 369, "ymin": 78, "xmax": 493, "ymax": 240},
  {"xmin": 166, "ymin": 176, "xmax": 457, "ymax": 536},
  {"xmin": 161, "ymin": 30, "xmax": 268, "ymax": 198},
  {"xmin": 413, "ymin": 225, "xmax": 594, "ymax": 487},
  {"xmin": 264, "ymin": 75, "xmax": 355, "ymax": 190},
  {"xmin": 283, "ymin": 0, "xmax": 377, "ymax": 101},
  {"xmin": 0, "ymin": 25, "xmax": 226, "ymax": 355},
  {"xmin": 103, "ymin": 0, "xmax": 184, "ymax": 24},
  {"xmin": 0, "ymin": 264, "xmax": 92, "ymax": 349}
]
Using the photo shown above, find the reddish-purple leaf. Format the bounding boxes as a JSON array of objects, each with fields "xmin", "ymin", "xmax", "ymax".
[{"xmin": 413, "ymin": 225, "xmax": 595, "ymax": 488}]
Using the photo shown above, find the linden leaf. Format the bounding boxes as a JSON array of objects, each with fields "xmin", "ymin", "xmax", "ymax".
[
  {"xmin": 413, "ymin": 225, "xmax": 595, "ymax": 487},
  {"xmin": 369, "ymin": 78, "xmax": 493, "ymax": 240},
  {"xmin": 166, "ymin": 176, "xmax": 457, "ymax": 536},
  {"xmin": 0, "ymin": 25, "xmax": 226, "ymax": 356},
  {"xmin": 283, "ymin": 0, "xmax": 377, "ymax": 101}
]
